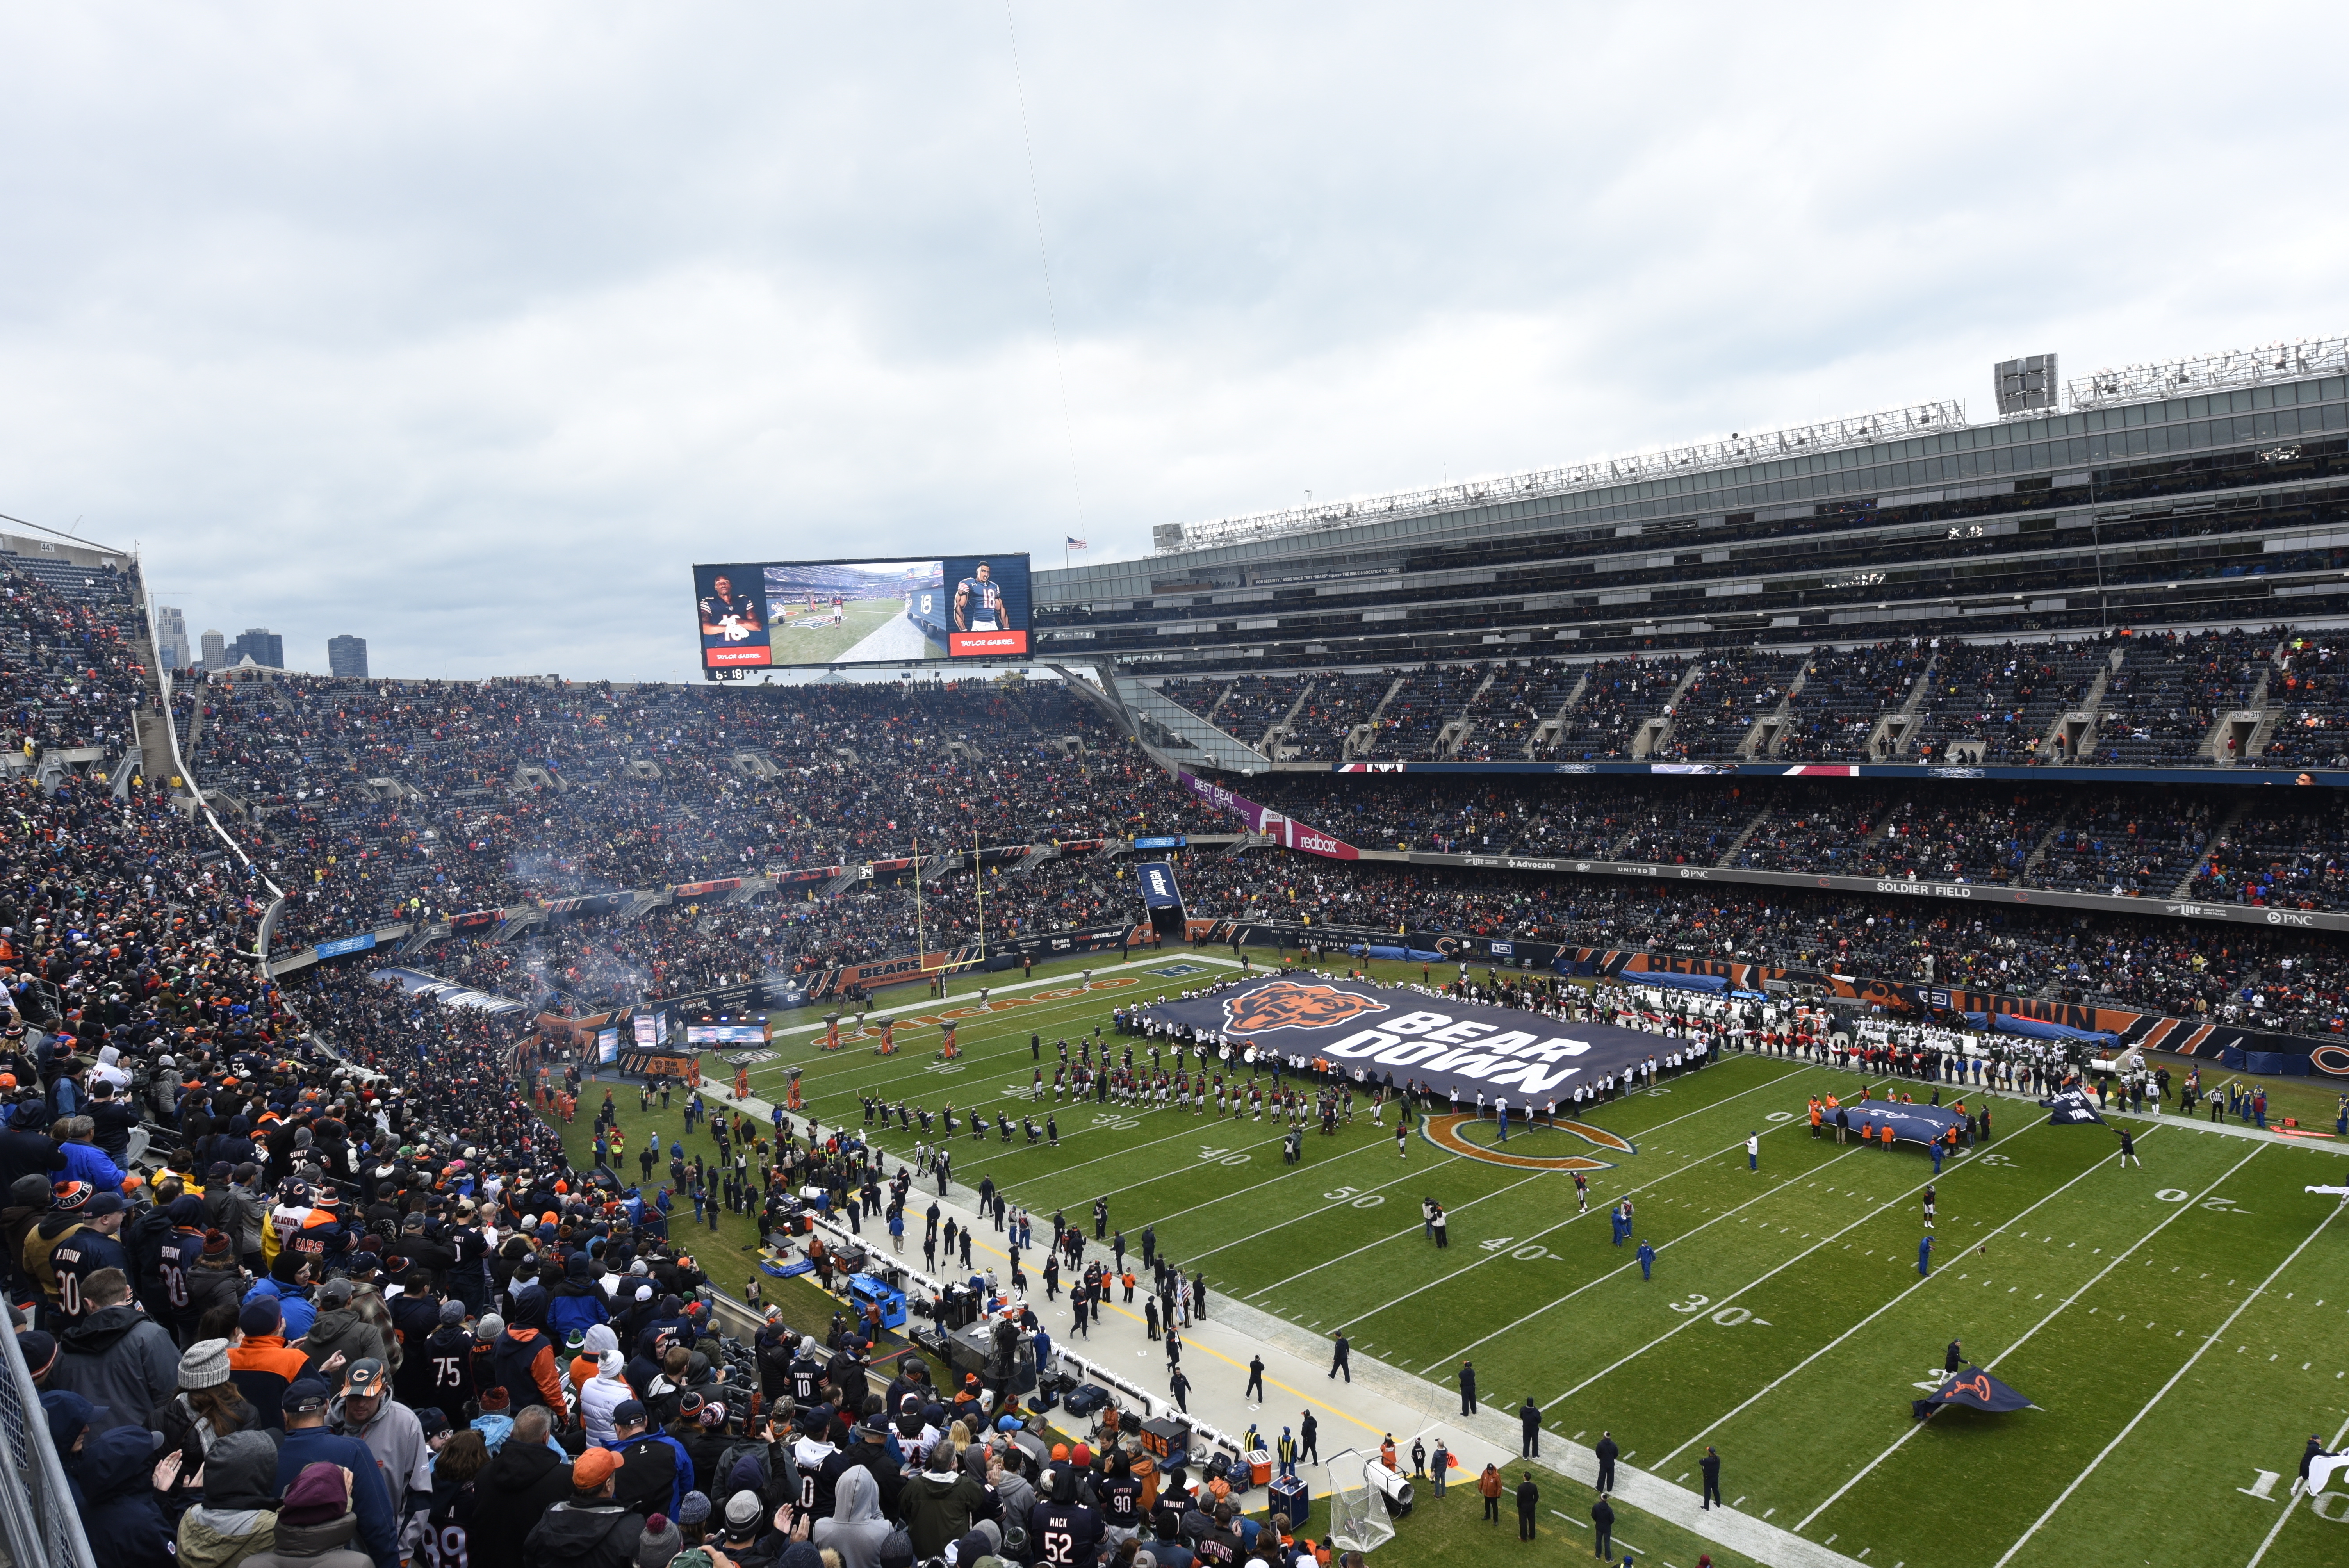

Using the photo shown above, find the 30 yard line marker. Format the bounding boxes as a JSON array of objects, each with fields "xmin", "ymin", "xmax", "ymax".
[
  {"xmin": 1652, "ymin": 1123, "xmax": 2147, "ymax": 1471},
  {"xmin": 1797, "ymin": 1138, "xmax": 2268, "ymax": 1532}
]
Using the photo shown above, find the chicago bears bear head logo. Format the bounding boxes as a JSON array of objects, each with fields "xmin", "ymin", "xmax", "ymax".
[{"xmin": 1221, "ymin": 980, "xmax": 1389, "ymax": 1035}]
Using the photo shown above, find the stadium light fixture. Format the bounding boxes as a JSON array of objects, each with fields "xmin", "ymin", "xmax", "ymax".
[
  {"xmin": 1151, "ymin": 398, "xmax": 1966, "ymax": 555},
  {"xmin": 2067, "ymin": 334, "xmax": 2347, "ymax": 409}
]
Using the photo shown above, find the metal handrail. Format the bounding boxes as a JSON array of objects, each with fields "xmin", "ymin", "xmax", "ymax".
[{"xmin": 0, "ymin": 1314, "xmax": 98, "ymax": 1568}]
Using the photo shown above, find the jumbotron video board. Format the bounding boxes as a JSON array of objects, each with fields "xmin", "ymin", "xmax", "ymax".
[{"xmin": 691, "ymin": 555, "xmax": 1031, "ymax": 671}]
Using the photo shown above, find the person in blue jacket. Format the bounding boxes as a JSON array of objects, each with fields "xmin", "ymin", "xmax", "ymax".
[{"xmin": 274, "ymin": 1376, "xmax": 401, "ymax": 1568}]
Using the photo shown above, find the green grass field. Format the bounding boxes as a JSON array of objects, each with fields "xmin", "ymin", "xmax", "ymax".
[
  {"xmin": 763, "ymin": 596, "xmax": 910, "ymax": 665},
  {"xmin": 572, "ymin": 946, "xmax": 2349, "ymax": 1567}
]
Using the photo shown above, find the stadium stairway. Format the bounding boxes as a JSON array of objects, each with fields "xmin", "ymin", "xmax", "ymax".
[{"xmin": 697, "ymin": 1037, "xmax": 1870, "ymax": 1568}]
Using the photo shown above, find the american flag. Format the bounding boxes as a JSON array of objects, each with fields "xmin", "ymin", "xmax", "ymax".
[{"xmin": 1066, "ymin": 535, "xmax": 1088, "ymax": 549}]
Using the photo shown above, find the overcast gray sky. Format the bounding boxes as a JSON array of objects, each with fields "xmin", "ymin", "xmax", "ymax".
[{"xmin": 4, "ymin": 4, "xmax": 2344, "ymax": 681}]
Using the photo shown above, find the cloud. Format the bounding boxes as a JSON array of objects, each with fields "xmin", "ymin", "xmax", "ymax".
[{"xmin": 2, "ymin": 2, "xmax": 2345, "ymax": 679}]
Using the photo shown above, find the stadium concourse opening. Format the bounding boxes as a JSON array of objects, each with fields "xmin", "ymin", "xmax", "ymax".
[{"xmin": 15, "ymin": 332, "xmax": 2349, "ymax": 1568}]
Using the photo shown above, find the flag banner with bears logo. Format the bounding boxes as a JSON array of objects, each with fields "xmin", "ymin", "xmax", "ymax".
[
  {"xmin": 1925, "ymin": 1365, "xmax": 2035, "ymax": 1413},
  {"xmin": 1138, "ymin": 974, "xmax": 1691, "ymax": 1106}
]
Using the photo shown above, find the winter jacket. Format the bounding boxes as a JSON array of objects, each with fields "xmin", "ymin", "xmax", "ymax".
[
  {"xmin": 577, "ymin": 1352, "xmax": 631, "ymax": 1448},
  {"xmin": 470, "ymin": 1436, "xmax": 574, "ymax": 1565},
  {"xmin": 175, "ymin": 1430, "xmax": 285, "ymax": 1568},
  {"xmin": 219, "ymin": 1183, "xmax": 266, "ymax": 1259},
  {"xmin": 898, "ymin": 1465, "xmax": 987, "ymax": 1560},
  {"xmin": 50, "ymin": 1301, "xmax": 180, "ymax": 1431},
  {"xmin": 274, "ymin": 1427, "xmax": 401, "ymax": 1568},
  {"xmin": 490, "ymin": 1325, "xmax": 565, "ymax": 1413},
  {"xmin": 811, "ymin": 1466, "xmax": 892, "ymax": 1568},
  {"xmin": 241, "ymin": 1276, "xmax": 318, "ymax": 1343},
  {"xmin": 227, "ymin": 1334, "xmax": 312, "ymax": 1430},
  {"xmin": 544, "ymin": 1277, "xmax": 609, "ymax": 1344},
  {"xmin": 299, "ymin": 1307, "xmax": 389, "ymax": 1380},
  {"xmin": 76, "ymin": 1422, "xmax": 178, "ymax": 1568},
  {"xmin": 608, "ymin": 1429, "xmax": 693, "ymax": 1523},
  {"xmin": 522, "ymin": 1500, "xmax": 645, "ymax": 1568},
  {"xmin": 237, "ymin": 1513, "xmax": 375, "ymax": 1568},
  {"xmin": 186, "ymin": 1256, "xmax": 250, "ymax": 1325}
]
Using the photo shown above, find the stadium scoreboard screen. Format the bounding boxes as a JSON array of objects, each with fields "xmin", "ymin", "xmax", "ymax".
[{"xmin": 692, "ymin": 554, "xmax": 1031, "ymax": 672}]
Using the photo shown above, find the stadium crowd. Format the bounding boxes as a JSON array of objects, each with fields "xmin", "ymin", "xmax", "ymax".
[{"xmin": 3, "ymin": 743, "xmax": 1335, "ymax": 1568}]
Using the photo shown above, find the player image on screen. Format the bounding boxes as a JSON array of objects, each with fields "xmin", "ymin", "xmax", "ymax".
[
  {"xmin": 954, "ymin": 562, "xmax": 1011, "ymax": 633},
  {"xmin": 693, "ymin": 565, "xmax": 773, "ymax": 669},
  {"xmin": 699, "ymin": 573, "xmax": 763, "ymax": 645}
]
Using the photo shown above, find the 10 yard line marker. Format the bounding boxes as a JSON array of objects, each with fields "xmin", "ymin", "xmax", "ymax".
[{"xmin": 1996, "ymin": 1197, "xmax": 2345, "ymax": 1568}]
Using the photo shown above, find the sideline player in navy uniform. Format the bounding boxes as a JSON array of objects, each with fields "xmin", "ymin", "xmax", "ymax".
[{"xmin": 953, "ymin": 563, "xmax": 1009, "ymax": 634}]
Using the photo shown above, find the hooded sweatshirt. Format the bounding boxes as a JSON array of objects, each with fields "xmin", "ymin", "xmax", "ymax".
[
  {"xmin": 176, "ymin": 1429, "xmax": 284, "ymax": 1568},
  {"xmin": 77, "ymin": 1422, "xmax": 178, "ymax": 1568},
  {"xmin": 811, "ymin": 1465, "xmax": 891, "ymax": 1568}
]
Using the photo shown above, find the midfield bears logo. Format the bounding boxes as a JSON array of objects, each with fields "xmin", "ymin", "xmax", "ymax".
[
  {"xmin": 1422, "ymin": 1113, "xmax": 1632, "ymax": 1172},
  {"xmin": 1221, "ymin": 980, "xmax": 1389, "ymax": 1036}
]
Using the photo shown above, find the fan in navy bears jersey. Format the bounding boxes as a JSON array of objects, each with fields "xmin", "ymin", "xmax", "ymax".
[
  {"xmin": 39, "ymin": 1180, "xmax": 129, "ymax": 1322},
  {"xmin": 1028, "ymin": 1460, "xmax": 1105, "ymax": 1567},
  {"xmin": 418, "ymin": 1422, "xmax": 488, "ymax": 1568},
  {"xmin": 151, "ymin": 1194, "xmax": 213, "ymax": 1345}
]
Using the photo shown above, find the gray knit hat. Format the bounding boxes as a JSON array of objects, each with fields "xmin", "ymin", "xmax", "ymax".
[
  {"xmin": 179, "ymin": 1338, "xmax": 231, "ymax": 1390},
  {"xmin": 635, "ymin": 1514, "xmax": 682, "ymax": 1568}
]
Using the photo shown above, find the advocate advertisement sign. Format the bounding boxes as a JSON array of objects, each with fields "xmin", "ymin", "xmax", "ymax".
[
  {"xmin": 1177, "ymin": 770, "xmax": 1357, "ymax": 860},
  {"xmin": 1139, "ymin": 973, "xmax": 1687, "ymax": 1107}
]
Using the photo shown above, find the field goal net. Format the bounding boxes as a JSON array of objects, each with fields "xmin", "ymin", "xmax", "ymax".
[{"xmin": 1323, "ymin": 1449, "xmax": 1398, "ymax": 1554}]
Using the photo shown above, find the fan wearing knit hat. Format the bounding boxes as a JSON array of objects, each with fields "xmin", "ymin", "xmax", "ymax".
[{"xmin": 153, "ymin": 1340, "xmax": 257, "ymax": 1509}]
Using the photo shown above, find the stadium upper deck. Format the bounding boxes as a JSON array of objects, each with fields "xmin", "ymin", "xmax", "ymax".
[{"xmin": 1034, "ymin": 341, "xmax": 2349, "ymax": 689}]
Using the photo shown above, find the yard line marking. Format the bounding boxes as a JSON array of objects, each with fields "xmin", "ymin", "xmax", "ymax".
[
  {"xmin": 2247, "ymin": 1409, "xmax": 2349, "ymax": 1568},
  {"xmin": 1651, "ymin": 1126, "xmax": 2160, "ymax": 1470},
  {"xmin": 1539, "ymin": 1129, "xmax": 2050, "ymax": 1414},
  {"xmin": 1996, "ymin": 1198, "xmax": 2346, "ymax": 1568},
  {"xmin": 1423, "ymin": 1141, "xmax": 1870, "ymax": 1370},
  {"xmin": 1795, "ymin": 1139, "xmax": 2268, "ymax": 1532},
  {"xmin": 1242, "ymin": 1060, "xmax": 1823, "ymax": 1307}
]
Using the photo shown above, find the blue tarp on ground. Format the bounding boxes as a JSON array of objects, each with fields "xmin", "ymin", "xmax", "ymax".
[
  {"xmin": 1627, "ymin": 969, "xmax": 1731, "ymax": 995},
  {"xmin": 1830, "ymin": 1100, "xmax": 1969, "ymax": 1146},
  {"xmin": 1994, "ymin": 1013, "xmax": 2116, "ymax": 1047},
  {"xmin": 1347, "ymin": 944, "xmax": 1445, "ymax": 962}
]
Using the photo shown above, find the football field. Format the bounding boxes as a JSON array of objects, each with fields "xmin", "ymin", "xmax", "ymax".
[{"xmin": 732, "ymin": 948, "xmax": 2349, "ymax": 1568}]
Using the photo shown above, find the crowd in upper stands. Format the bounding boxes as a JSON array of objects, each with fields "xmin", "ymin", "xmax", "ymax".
[{"xmin": 1139, "ymin": 627, "xmax": 2349, "ymax": 768}]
